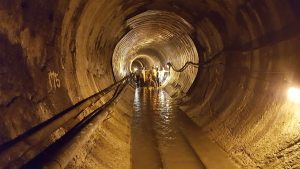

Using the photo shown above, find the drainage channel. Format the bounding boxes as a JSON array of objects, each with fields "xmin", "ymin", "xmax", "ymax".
[{"xmin": 131, "ymin": 88, "xmax": 205, "ymax": 169}]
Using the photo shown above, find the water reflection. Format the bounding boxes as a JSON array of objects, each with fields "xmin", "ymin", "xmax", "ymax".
[
  {"xmin": 151, "ymin": 89, "xmax": 177, "ymax": 145},
  {"xmin": 133, "ymin": 88, "xmax": 176, "ymax": 147},
  {"xmin": 131, "ymin": 88, "xmax": 204, "ymax": 169}
]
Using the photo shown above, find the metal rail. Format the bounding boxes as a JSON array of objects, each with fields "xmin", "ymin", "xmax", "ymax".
[{"xmin": 0, "ymin": 74, "xmax": 133, "ymax": 168}]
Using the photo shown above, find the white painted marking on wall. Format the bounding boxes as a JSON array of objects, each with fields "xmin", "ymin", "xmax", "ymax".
[{"xmin": 48, "ymin": 71, "xmax": 61, "ymax": 90}]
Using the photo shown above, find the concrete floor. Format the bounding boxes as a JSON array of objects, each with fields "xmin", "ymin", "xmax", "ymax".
[{"xmin": 131, "ymin": 88, "xmax": 236, "ymax": 169}]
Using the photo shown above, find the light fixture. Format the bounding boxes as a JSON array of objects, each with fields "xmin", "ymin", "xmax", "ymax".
[
  {"xmin": 288, "ymin": 87, "xmax": 300, "ymax": 103},
  {"xmin": 133, "ymin": 67, "xmax": 138, "ymax": 72}
]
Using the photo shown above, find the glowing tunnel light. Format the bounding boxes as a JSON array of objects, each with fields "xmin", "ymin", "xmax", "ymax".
[{"xmin": 288, "ymin": 87, "xmax": 300, "ymax": 103}]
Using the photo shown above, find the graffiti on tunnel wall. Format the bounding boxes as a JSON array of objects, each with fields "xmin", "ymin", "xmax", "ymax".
[{"xmin": 48, "ymin": 71, "xmax": 61, "ymax": 91}]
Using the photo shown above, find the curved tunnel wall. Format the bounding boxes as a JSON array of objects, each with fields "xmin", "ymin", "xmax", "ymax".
[
  {"xmin": 0, "ymin": 0, "xmax": 300, "ymax": 168},
  {"xmin": 183, "ymin": 1, "xmax": 300, "ymax": 168},
  {"xmin": 113, "ymin": 10, "xmax": 199, "ymax": 93}
]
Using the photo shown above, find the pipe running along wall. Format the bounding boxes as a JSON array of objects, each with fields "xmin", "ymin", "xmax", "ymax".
[{"xmin": 0, "ymin": 0, "xmax": 300, "ymax": 168}]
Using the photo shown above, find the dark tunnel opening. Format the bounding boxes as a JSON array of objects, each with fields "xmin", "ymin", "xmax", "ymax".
[{"xmin": 0, "ymin": 0, "xmax": 300, "ymax": 168}]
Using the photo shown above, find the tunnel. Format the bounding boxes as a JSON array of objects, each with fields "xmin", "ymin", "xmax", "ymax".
[{"xmin": 0, "ymin": 0, "xmax": 300, "ymax": 168}]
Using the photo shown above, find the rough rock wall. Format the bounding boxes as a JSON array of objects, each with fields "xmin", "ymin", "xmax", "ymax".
[
  {"xmin": 0, "ymin": 0, "xmax": 129, "ymax": 144},
  {"xmin": 185, "ymin": 0, "xmax": 300, "ymax": 168},
  {"xmin": 0, "ymin": 0, "xmax": 71, "ymax": 144},
  {"xmin": 0, "ymin": 1, "xmax": 133, "ymax": 167}
]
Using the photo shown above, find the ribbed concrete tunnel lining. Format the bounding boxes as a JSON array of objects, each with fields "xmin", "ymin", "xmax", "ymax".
[
  {"xmin": 112, "ymin": 10, "xmax": 199, "ymax": 92},
  {"xmin": 0, "ymin": 0, "xmax": 300, "ymax": 168}
]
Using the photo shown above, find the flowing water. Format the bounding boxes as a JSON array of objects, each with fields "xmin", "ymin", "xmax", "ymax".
[{"xmin": 131, "ymin": 88, "xmax": 205, "ymax": 169}]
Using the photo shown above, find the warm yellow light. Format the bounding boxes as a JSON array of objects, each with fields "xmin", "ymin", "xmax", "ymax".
[
  {"xmin": 288, "ymin": 87, "xmax": 300, "ymax": 103},
  {"xmin": 133, "ymin": 67, "xmax": 138, "ymax": 72}
]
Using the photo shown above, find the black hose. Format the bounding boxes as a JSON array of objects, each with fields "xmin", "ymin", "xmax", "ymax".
[{"xmin": 167, "ymin": 61, "xmax": 199, "ymax": 72}]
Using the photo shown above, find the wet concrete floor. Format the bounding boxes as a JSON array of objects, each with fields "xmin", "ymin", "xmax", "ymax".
[{"xmin": 131, "ymin": 88, "xmax": 205, "ymax": 169}]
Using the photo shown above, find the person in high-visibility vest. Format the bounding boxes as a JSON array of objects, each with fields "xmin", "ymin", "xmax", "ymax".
[
  {"xmin": 141, "ymin": 67, "xmax": 146, "ymax": 86},
  {"xmin": 151, "ymin": 66, "xmax": 159, "ymax": 87}
]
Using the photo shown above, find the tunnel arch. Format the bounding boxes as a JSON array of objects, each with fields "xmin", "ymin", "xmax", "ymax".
[
  {"xmin": 130, "ymin": 59, "xmax": 144, "ymax": 72},
  {"xmin": 112, "ymin": 10, "xmax": 199, "ymax": 93},
  {"xmin": 0, "ymin": 0, "xmax": 300, "ymax": 168}
]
